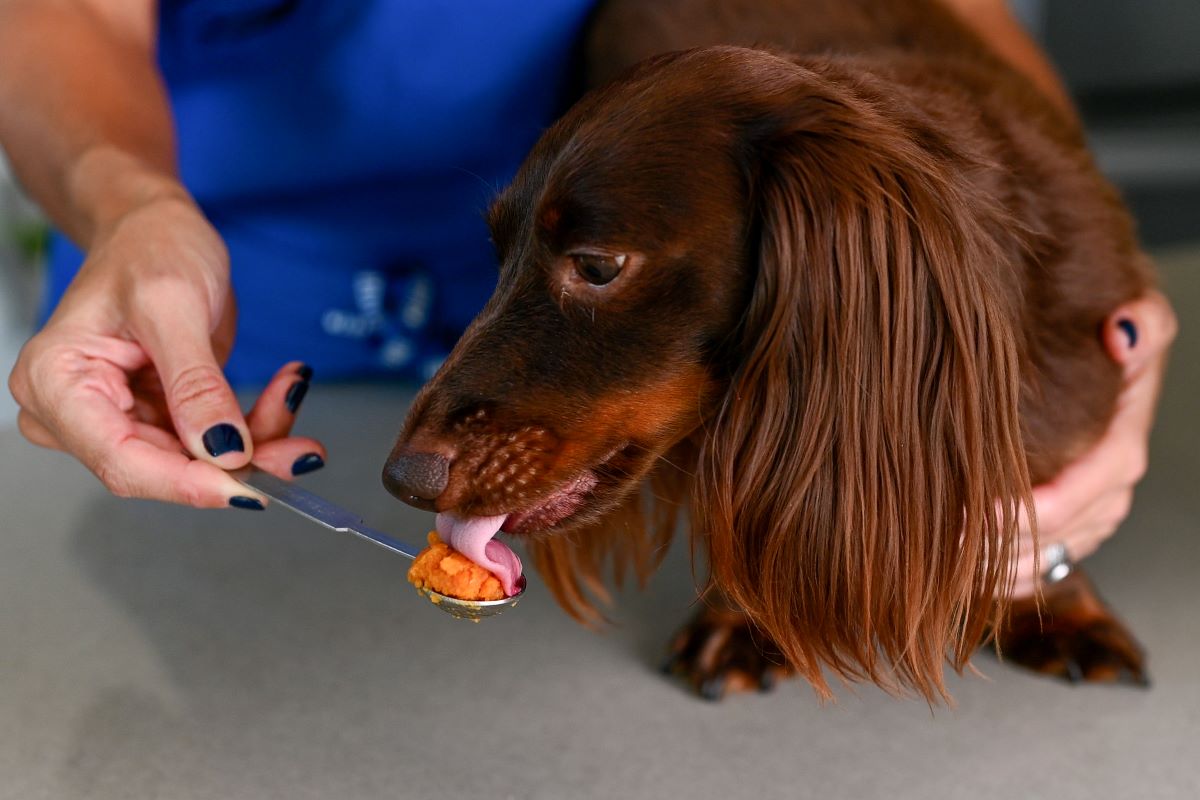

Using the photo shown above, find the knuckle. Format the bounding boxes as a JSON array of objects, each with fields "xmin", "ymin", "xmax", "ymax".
[
  {"xmin": 169, "ymin": 364, "xmax": 231, "ymax": 410},
  {"xmin": 7, "ymin": 337, "xmax": 46, "ymax": 407},
  {"xmin": 15, "ymin": 411, "xmax": 47, "ymax": 447},
  {"xmin": 179, "ymin": 482, "xmax": 207, "ymax": 508},
  {"xmin": 21, "ymin": 338, "xmax": 83, "ymax": 392},
  {"xmin": 9, "ymin": 335, "xmax": 91, "ymax": 414},
  {"xmin": 1031, "ymin": 499, "xmax": 1063, "ymax": 535},
  {"xmin": 7, "ymin": 362, "xmax": 28, "ymax": 407}
]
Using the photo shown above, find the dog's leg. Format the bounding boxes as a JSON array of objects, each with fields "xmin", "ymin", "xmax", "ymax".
[
  {"xmin": 661, "ymin": 594, "xmax": 793, "ymax": 700},
  {"xmin": 992, "ymin": 567, "xmax": 1149, "ymax": 686}
]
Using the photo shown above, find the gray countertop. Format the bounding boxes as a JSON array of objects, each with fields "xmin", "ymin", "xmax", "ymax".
[{"xmin": 3, "ymin": 246, "xmax": 1199, "ymax": 800}]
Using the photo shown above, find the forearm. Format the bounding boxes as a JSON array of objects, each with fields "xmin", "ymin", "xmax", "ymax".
[
  {"xmin": 939, "ymin": 0, "xmax": 1076, "ymax": 118},
  {"xmin": 0, "ymin": 0, "xmax": 183, "ymax": 247}
]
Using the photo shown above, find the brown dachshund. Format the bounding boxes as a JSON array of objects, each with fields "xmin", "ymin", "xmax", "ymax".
[{"xmin": 384, "ymin": 0, "xmax": 1154, "ymax": 700}]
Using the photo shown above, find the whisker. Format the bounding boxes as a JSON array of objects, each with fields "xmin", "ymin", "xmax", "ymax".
[{"xmin": 618, "ymin": 439, "xmax": 695, "ymax": 477}]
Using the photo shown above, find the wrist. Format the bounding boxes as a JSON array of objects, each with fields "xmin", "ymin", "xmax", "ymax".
[{"xmin": 66, "ymin": 146, "xmax": 191, "ymax": 246}]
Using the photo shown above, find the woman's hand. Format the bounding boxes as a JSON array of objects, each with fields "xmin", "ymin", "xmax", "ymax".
[
  {"xmin": 1012, "ymin": 291, "xmax": 1178, "ymax": 597},
  {"xmin": 8, "ymin": 186, "xmax": 326, "ymax": 509}
]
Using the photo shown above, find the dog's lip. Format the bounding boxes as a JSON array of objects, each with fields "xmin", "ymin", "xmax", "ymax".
[
  {"xmin": 497, "ymin": 443, "xmax": 626, "ymax": 534},
  {"xmin": 500, "ymin": 470, "xmax": 600, "ymax": 533}
]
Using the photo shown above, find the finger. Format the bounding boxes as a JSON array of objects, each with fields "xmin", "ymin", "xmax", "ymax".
[
  {"xmin": 130, "ymin": 283, "xmax": 252, "ymax": 468},
  {"xmin": 130, "ymin": 420, "xmax": 188, "ymax": 453},
  {"xmin": 45, "ymin": 371, "xmax": 266, "ymax": 509},
  {"xmin": 1061, "ymin": 489, "xmax": 1133, "ymax": 562},
  {"xmin": 129, "ymin": 367, "xmax": 172, "ymax": 428},
  {"xmin": 16, "ymin": 409, "xmax": 63, "ymax": 450},
  {"xmin": 251, "ymin": 437, "xmax": 327, "ymax": 480},
  {"xmin": 1103, "ymin": 290, "xmax": 1178, "ymax": 375},
  {"xmin": 1013, "ymin": 488, "xmax": 1132, "ymax": 587},
  {"xmin": 103, "ymin": 436, "xmax": 269, "ymax": 509},
  {"xmin": 1030, "ymin": 422, "xmax": 1147, "ymax": 536},
  {"xmin": 1029, "ymin": 291, "xmax": 1174, "ymax": 540},
  {"xmin": 246, "ymin": 361, "xmax": 312, "ymax": 443}
]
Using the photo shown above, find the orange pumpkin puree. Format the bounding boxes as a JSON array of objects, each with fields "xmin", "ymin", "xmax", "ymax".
[{"xmin": 407, "ymin": 531, "xmax": 506, "ymax": 601}]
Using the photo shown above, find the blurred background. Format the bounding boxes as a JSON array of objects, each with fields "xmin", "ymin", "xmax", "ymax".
[{"xmin": 1033, "ymin": 0, "xmax": 1200, "ymax": 245}]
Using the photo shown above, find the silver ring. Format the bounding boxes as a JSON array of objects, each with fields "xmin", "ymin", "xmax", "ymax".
[{"xmin": 1041, "ymin": 541, "xmax": 1073, "ymax": 584}]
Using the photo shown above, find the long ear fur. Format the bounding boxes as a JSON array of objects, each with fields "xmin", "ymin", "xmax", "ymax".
[
  {"xmin": 697, "ymin": 73, "xmax": 1034, "ymax": 700},
  {"xmin": 529, "ymin": 451, "xmax": 692, "ymax": 626}
]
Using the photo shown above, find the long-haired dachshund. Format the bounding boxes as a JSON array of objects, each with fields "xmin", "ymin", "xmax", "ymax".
[{"xmin": 384, "ymin": 0, "xmax": 1155, "ymax": 700}]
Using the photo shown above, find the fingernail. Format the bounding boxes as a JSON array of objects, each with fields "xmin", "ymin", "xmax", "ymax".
[
  {"xmin": 229, "ymin": 495, "xmax": 265, "ymax": 511},
  {"xmin": 285, "ymin": 380, "xmax": 309, "ymax": 414},
  {"xmin": 203, "ymin": 424, "xmax": 245, "ymax": 457},
  {"xmin": 296, "ymin": 364, "xmax": 314, "ymax": 381},
  {"xmin": 292, "ymin": 452, "xmax": 325, "ymax": 476},
  {"xmin": 1117, "ymin": 318, "xmax": 1137, "ymax": 348}
]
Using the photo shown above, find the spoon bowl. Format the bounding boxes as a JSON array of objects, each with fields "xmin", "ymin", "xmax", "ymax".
[
  {"xmin": 234, "ymin": 467, "xmax": 526, "ymax": 620},
  {"xmin": 416, "ymin": 575, "xmax": 527, "ymax": 621}
]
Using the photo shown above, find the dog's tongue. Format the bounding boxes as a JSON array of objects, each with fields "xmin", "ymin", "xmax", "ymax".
[{"xmin": 435, "ymin": 512, "xmax": 522, "ymax": 596}]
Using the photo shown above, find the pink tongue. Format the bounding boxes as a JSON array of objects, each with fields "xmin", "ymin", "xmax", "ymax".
[{"xmin": 435, "ymin": 512, "xmax": 523, "ymax": 597}]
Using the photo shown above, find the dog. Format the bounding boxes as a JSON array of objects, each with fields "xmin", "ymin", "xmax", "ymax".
[{"xmin": 383, "ymin": 0, "xmax": 1154, "ymax": 700}]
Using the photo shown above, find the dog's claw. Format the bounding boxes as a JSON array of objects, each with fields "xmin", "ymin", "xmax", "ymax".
[
  {"xmin": 1063, "ymin": 654, "xmax": 1084, "ymax": 684},
  {"xmin": 663, "ymin": 604, "xmax": 792, "ymax": 700},
  {"xmin": 698, "ymin": 676, "xmax": 726, "ymax": 701},
  {"xmin": 991, "ymin": 569, "xmax": 1149, "ymax": 688}
]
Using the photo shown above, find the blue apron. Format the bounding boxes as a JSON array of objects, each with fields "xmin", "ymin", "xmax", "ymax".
[{"xmin": 43, "ymin": 0, "xmax": 595, "ymax": 383}]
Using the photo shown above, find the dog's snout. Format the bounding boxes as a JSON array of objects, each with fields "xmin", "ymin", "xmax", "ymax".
[{"xmin": 383, "ymin": 447, "xmax": 451, "ymax": 508}]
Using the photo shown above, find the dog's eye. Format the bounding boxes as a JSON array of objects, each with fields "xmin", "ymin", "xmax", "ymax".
[{"xmin": 572, "ymin": 253, "xmax": 626, "ymax": 286}]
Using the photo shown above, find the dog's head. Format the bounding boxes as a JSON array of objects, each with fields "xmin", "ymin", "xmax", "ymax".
[
  {"xmin": 385, "ymin": 49, "xmax": 761, "ymax": 532},
  {"xmin": 386, "ymin": 47, "xmax": 1033, "ymax": 699}
]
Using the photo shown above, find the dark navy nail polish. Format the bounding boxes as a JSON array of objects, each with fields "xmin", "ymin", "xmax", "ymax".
[
  {"xmin": 1117, "ymin": 318, "xmax": 1138, "ymax": 348},
  {"xmin": 229, "ymin": 496, "xmax": 264, "ymax": 511},
  {"xmin": 203, "ymin": 424, "xmax": 245, "ymax": 457},
  {"xmin": 285, "ymin": 380, "xmax": 309, "ymax": 414},
  {"xmin": 292, "ymin": 453, "xmax": 324, "ymax": 476},
  {"xmin": 296, "ymin": 364, "xmax": 314, "ymax": 381}
]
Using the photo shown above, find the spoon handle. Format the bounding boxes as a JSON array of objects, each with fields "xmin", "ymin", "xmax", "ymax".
[{"xmin": 233, "ymin": 466, "xmax": 419, "ymax": 560}]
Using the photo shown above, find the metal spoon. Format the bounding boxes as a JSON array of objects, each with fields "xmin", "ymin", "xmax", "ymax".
[{"xmin": 233, "ymin": 467, "xmax": 525, "ymax": 621}]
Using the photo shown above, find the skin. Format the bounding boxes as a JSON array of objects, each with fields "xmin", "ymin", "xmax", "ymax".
[
  {"xmin": 1, "ymin": 0, "xmax": 1175, "ymax": 596},
  {"xmin": 0, "ymin": 0, "xmax": 323, "ymax": 506},
  {"xmin": 941, "ymin": 0, "xmax": 1177, "ymax": 596}
]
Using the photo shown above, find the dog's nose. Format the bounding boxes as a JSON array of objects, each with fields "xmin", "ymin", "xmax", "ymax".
[{"xmin": 382, "ymin": 447, "xmax": 451, "ymax": 508}]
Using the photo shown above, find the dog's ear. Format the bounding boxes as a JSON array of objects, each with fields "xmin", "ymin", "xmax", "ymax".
[
  {"xmin": 697, "ymin": 82, "xmax": 1034, "ymax": 700},
  {"xmin": 528, "ymin": 447, "xmax": 693, "ymax": 626}
]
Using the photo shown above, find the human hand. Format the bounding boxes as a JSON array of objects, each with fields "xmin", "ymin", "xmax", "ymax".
[
  {"xmin": 1011, "ymin": 290, "xmax": 1178, "ymax": 597},
  {"xmin": 8, "ymin": 190, "xmax": 326, "ymax": 508}
]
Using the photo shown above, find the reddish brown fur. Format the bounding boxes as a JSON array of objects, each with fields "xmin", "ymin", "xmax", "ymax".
[{"xmin": 387, "ymin": 0, "xmax": 1155, "ymax": 700}]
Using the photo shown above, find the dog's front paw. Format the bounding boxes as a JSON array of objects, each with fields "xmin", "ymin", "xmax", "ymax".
[
  {"xmin": 661, "ymin": 604, "xmax": 792, "ymax": 700},
  {"xmin": 994, "ymin": 569, "xmax": 1149, "ymax": 686}
]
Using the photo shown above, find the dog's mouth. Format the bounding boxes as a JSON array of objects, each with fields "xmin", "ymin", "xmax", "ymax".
[
  {"xmin": 436, "ymin": 469, "xmax": 599, "ymax": 596},
  {"xmin": 437, "ymin": 444, "xmax": 639, "ymax": 589},
  {"xmin": 449, "ymin": 442, "xmax": 627, "ymax": 535},
  {"xmin": 497, "ymin": 440, "xmax": 635, "ymax": 534},
  {"xmin": 500, "ymin": 470, "xmax": 600, "ymax": 534}
]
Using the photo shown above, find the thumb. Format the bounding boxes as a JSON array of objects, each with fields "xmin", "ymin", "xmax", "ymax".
[
  {"xmin": 135, "ymin": 300, "xmax": 252, "ymax": 468},
  {"xmin": 1103, "ymin": 290, "xmax": 1178, "ymax": 377}
]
